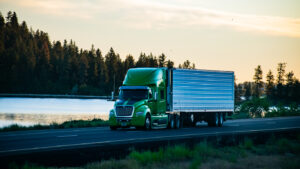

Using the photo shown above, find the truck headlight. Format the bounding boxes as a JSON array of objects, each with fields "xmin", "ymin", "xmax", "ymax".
[
  {"xmin": 136, "ymin": 112, "xmax": 144, "ymax": 116},
  {"xmin": 109, "ymin": 110, "xmax": 115, "ymax": 117}
]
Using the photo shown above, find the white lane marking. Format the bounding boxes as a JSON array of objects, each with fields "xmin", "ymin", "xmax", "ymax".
[
  {"xmin": 126, "ymin": 131, "xmax": 142, "ymax": 133},
  {"xmin": 1, "ymin": 126, "xmax": 299, "ymax": 154},
  {"xmin": 0, "ymin": 127, "xmax": 109, "ymax": 137},
  {"xmin": 226, "ymin": 116, "xmax": 300, "ymax": 123},
  {"xmin": 56, "ymin": 135, "xmax": 78, "ymax": 138},
  {"xmin": 226, "ymin": 124, "xmax": 240, "ymax": 127}
]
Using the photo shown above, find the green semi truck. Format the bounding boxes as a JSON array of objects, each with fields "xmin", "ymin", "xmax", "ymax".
[{"xmin": 109, "ymin": 68, "xmax": 234, "ymax": 130}]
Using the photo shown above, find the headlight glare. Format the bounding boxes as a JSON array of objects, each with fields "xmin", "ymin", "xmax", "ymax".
[
  {"xmin": 109, "ymin": 110, "xmax": 115, "ymax": 117},
  {"xmin": 136, "ymin": 111, "xmax": 144, "ymax": 116}
]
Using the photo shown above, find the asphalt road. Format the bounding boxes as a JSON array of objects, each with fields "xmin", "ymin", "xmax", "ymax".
[{"xmin": 0, "ymin": 116, "xmax": 300, "ymax": 157}]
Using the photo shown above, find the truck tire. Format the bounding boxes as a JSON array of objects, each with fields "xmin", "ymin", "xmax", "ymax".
[
  {"xmin": 175, "ymin": 115, "xmax": 181, "ymax": 129},
  {"xmin": 218, "ymin": 113, "xmax": 224, "ymax": 127},
  {"xmin": 110, "ymin": 126, "xmax": 117, "ymax": 130},
  {"xmin": 208, "ymin": 112, "xmax": 218, "ymax": 127},
  {"xmin": 144, "ymin": 114, "xmax": 152, "ymax": 130},
  {"xmin": 168, "ymin": 114, "xmax": 175, "ymax": 129}
]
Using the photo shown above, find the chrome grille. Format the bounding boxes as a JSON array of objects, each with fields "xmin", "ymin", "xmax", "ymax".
[{"xmin": 116, "ymin": 106, "xmax": 133, "ymax": 116}]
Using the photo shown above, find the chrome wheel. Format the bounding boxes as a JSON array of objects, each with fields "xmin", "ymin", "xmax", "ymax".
[
  {"xmin": 215, "ymin": 113, "xmax": 219, "ymax": 126},
  {"xmin": 170, "ymin": 116, "xmax": 175, "ymax": 129},
  {"xmin": 145, "ymin": 115, "xmax": 151, "ymax": 130},
  {"xmin": 175, "ymin": 115, "xmax": 181, "ymax": 129},
  {"xmin": 190, "ymin": 114, "xmax": 194, "ymax": 123},
  {"xmin": 218, "ymin": 113, "xmax": 223, "ymax": 127}
]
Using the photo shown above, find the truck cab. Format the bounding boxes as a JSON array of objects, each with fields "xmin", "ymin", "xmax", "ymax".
[{"xmin": 109, "ymin": 68, "xmax": 168, "ymax": 130}]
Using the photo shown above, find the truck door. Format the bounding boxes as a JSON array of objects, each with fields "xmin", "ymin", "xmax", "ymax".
[
  {"xmin": 148, "ymin": 89, "xmax": 158, "ymax": 115},
  {"xmin": 158, "ymin": 88, "xmax": 166, "ymax": 114}
]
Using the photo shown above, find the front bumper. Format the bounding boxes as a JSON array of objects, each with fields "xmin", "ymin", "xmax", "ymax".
[{"xmin": 109, "ymin": 115, "xmax": 146, "ymax": 128}]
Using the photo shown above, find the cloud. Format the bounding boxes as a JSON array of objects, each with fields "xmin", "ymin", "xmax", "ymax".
[
  {"xmin": 4, "ymin": 0, "xmax": 300, "ymax": 38},
  {"xmin": 122, "ymin": 0, "xmax": 300, "ymax": 38},
  {"xmin": 2, "ymin": 0, "xmax": 123, "ymax": 19}
]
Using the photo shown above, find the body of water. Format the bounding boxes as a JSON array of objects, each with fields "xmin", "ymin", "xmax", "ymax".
[{"xmin": 0, "ymin": 97, "xmax": 114, "ymax": 128}]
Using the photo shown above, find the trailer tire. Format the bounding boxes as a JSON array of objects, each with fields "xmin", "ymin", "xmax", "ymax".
[
  {"xmin": 175, "ymin": 115, "xmax": 181, "ymax": 129},
  {"xmin": 218, "ymin": 113, "xmax": 224, "ymax": 127},
  {"xmin": 208, "ymin": 112, "xmax": 218, "ymax": 127}
]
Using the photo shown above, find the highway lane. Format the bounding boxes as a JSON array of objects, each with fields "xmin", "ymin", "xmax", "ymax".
[{"xmin": 0, "ymin": 116, "xmax": 300, "ymax": 156}]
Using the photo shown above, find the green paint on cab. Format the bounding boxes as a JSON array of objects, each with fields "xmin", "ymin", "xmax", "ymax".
[{"xmin": 109, "ymin": 68, "xmax": 168, "ymax": 129}]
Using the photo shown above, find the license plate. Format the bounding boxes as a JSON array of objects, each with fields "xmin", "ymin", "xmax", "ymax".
[{"xmin": 121, "ymin": 122, "xmax": 127, "ymax": 127}]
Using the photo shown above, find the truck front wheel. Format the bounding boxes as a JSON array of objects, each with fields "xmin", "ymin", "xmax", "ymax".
[{"xmin": 144, "ymin": 114, "xmax": 152, "ymax": 130}]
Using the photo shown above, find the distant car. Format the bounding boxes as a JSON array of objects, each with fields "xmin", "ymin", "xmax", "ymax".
[{"xmin": 268, "ymin": 106, "xmax": 278, "ymax": 112}]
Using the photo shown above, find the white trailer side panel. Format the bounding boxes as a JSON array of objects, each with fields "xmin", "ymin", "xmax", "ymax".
[{"xmin": 171, "ymin": 69, "xmax": 234, "ymax": 112}]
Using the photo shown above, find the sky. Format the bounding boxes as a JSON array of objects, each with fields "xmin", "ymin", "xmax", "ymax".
[{"xmin": 1, "ymin": 0, "xmax": 300, "ymax": 83}]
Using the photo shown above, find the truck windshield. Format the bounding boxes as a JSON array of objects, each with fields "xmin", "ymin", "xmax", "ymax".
[{"xmin": 119, "ymin": 89, "xmax": 148, "ymax": 100}]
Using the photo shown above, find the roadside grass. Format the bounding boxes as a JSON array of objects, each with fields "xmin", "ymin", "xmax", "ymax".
[
  {"xmin": 11, "ymin": 135, "xmax": 300, "ymax": 169},
  {"xmin": 230, "ymin": 100, "xmax": 300, "ymax": 120},
  {"xmin": 121, "ymin": 136, "xmax": 300, "ymax": 169},
  {"xmin": 227, "ymin": 112, "xmax": 251, "ymax": 120},
  {"xmin": 265, "ymin": 109, "xmax": 300, "ymax": 118},
  {"xmin": 0, "ymin": 118, "xmax": 109, "ymax": 132},
  {"xmin": 228, "ymin": 109, "xmax": 300, "ymax": 120}
]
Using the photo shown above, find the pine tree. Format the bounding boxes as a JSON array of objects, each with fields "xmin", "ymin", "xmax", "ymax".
[
  {"xmin": 277, "ymin": 63, "xmax": 286, "ymax": 85},
  {"xmin": 87, "ymin": 45, "xmax": 98, "ymax": 86},
  {"xmin": 181, "ymin": 60, "xmax": 195, "ymax": 69},
  {"xmin": 0, "ymin": 12, "xmax": 6, "ymax": 92},
  {"xmin": 78, "ymin": 50, "xmax": 89, "ymax": 85},
  {"xmin": 266, "ymin": 70, "xmax": 274, "ymax": 99},
  {"xmin": 96, "ymin": 48, "xmax": 108, "ymax": 94},
  {"xmin": 276, "ymin": 62, "xmax": 286, "ymax": 101},
  {"xmin": 234, "ymin": 76, "xmax": 242, "ymax": 104},
  {"xmin": 166, "ymin": 60, "xmax": 174, "ymax": 68},
  {"xmin": 244, "ymin": 82, "xmax": 252, "ymax": 100},
  {"xmin": 286, "ymin": 71, "xmax": 295, "ymax": 85},
  {"xmin": 105, "ymin": 47, "xmax": 122, "ymax": 93},
  {"xmin": 158, "ymin": 53, "xmax": 166, "ymax": 67},
  {"xmin": 136, "ymin": 53, "xmax": 149, "ymax": 67},
  {"xmin": 148, "ymin": 53, "xmax": 158, "ymax": 67},
  {"xmin": 183, "ymin": 60, "xmax": 191, "ymax": 69},
  {"xmin": 0, "ymin": 12, "xmax": 4, "ymax": 53},
  {"xmin": 124, "ymin": 55, "xmax": 135, "ymax": 72},
  {"xmin": 285, "ymin": 71, "xmax": 295, "ymax": 101},
  {"xmin": 253, "ymin": 65, "xmax": 263, "ymax": 97}
]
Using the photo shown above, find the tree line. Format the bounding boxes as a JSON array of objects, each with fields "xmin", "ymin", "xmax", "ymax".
[
  {"xmin": 1, "ymin": 11, "xmax": 299, "ymax": 105},
  {"xmin": 235, "ymin": 63, "xmax": 300, "ymax": 105},
  {"xmin": 0, "ymin": 11, "xmax": 195, "ymax": 95}
]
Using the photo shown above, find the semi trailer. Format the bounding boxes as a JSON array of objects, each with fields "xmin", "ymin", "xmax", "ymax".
[{"xmin": 109, "ymin": 68, "xmax": 234, "ymax": 130}]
